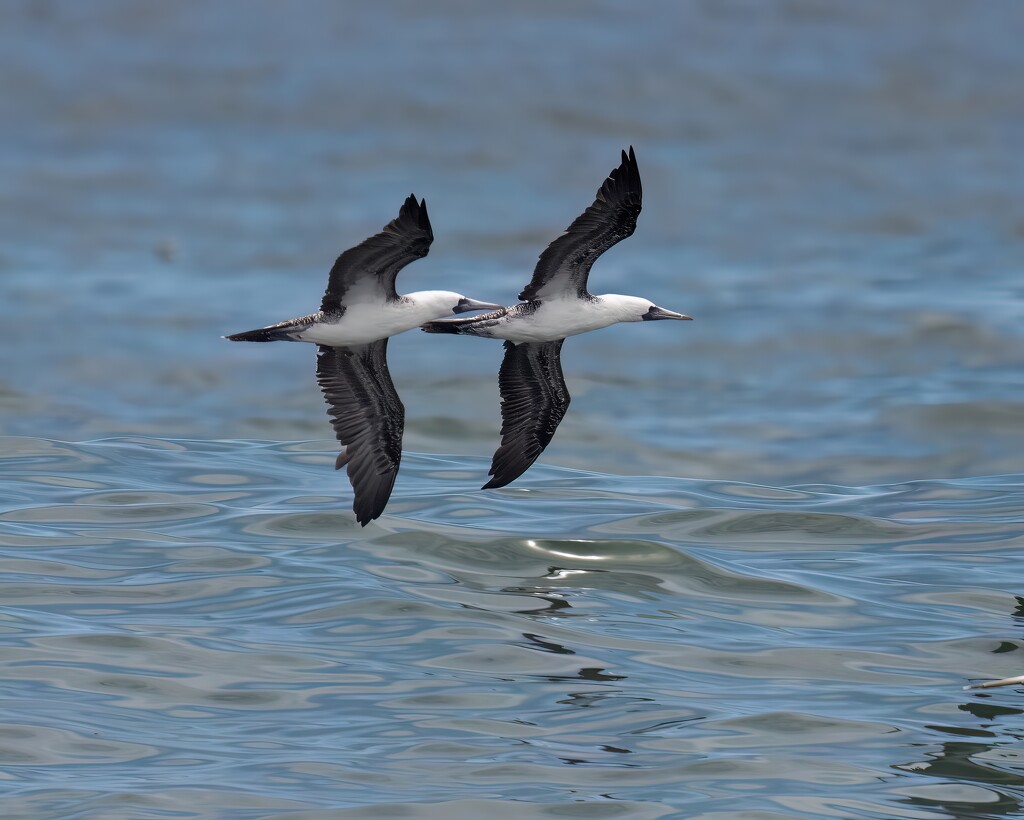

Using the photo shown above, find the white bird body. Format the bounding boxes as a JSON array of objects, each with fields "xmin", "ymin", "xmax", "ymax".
[
  {"xmin": 288, "ymin": 290, "xmax": 475, "ymax": 346},
  {"xmin": 462, "ymin": 294, "xmax": 669, "ymax": 344}
]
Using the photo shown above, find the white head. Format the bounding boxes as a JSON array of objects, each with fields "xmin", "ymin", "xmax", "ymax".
[
  {"xmin": 599, "ymin": 294, "xmax": 693, "ymax": 323},
  {"xmin": 407, "ymin": 290, "xmax": 503, "ymax": 321}
]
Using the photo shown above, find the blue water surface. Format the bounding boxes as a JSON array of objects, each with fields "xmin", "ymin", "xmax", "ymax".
[{"xmin": 2, "ymin": 1, "xmax": 1024, "ymax": 817}]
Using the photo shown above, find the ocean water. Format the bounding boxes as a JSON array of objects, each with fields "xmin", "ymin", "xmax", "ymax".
[
  {"xmin": 3, "ymin": 440, "xmax": 1024, "ymax": 818},
  {"xmin": 3, "ymin": 1, "xmax": 1024, "ymax": 817}
]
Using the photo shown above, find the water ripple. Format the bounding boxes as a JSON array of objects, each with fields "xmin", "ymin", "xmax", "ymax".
[{"xmin": 1, "ymin": 436, "xmax": 1023, "ymax": 817}]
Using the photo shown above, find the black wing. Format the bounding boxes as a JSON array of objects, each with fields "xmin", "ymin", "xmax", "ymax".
[
  {"xmin": 316, "ymin": 340, "xmax": 405, "ymax": 525},
  {"xmin": 519, "ymin": 147, "xmax": 642, "ymax": 302},
  {"xmin": 321, "ymin": 195, "xmax": 433, "ymax": 310},
  {"xmin": 484, "ymin": 340, "xmax": 570, "ymax": 489}
]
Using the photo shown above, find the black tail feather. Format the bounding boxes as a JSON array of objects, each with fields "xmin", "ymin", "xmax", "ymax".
[
  {"xmin": 223, "ymin": 327, "xmax": 290, "ymax": 342},
  {"xmin": 420, "ymin": 320, "xmax": 471, "ymax": 335}
]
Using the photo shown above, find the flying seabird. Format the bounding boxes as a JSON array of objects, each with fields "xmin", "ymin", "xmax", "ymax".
[
  {"xmin": 421, "ymin": 148, "xmax": 691, "ymax": 489},
  {"xmin": 225, "ymin": 195, "xmax": 502, "ymax": 525}
]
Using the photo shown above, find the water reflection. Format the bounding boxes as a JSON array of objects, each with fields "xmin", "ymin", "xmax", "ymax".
[{"xmin": 896, "ymin": 737, "xmax": 1024, "ymax": 819}]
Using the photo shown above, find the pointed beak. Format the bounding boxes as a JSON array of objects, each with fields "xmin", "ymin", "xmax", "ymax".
[
  {"xmin": 453, "ymin": 297, "xmax": 504, "ymax": 314},
  {"xmin": 643, "ymin": 305, "xmax": 693, "ymax": 321}
]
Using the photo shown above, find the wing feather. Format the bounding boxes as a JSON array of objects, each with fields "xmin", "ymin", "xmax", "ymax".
[
  {"xmin": 321, "ymin": 195, "xmax": 433, "ymax": 310},
  {"xmin": 316, "ymin": 340, "xmax": 405, "ymax": 525},
  {"xmin": 484, "ymin": 340, "xmax": 570, "ymax": 489},
  {"xmin": 519, "ymin": 147, "xmax": 641, "ymax": 302}
]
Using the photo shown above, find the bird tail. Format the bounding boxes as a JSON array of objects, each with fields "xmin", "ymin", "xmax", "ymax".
[
  {"xmin": 420, "ymin": 316, "xmax": 485, "ymax": 335},
  {"xmin": 224, "ymin": 315, "xmax": 315, "ymax": 342},
  {"xmin": 223, "ymin": 326, "xmax": 291, "ymax": 342}
]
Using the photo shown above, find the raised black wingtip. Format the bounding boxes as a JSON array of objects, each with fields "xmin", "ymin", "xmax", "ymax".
[
  {"xmin": 620, "ymin": 145, "xmax": 638, "ymax": 178},
  {"xmin": 417, "ymin": 197, "xmax": 432, "ymax": 233},
  {"xmin": 384, "ymin": 193, "xmax": 432, "ymax": 254},
  {"xmin": 607, "ymin": 145, "xmax": 641, "ymax": 206},
  {"xmin": 398, "ymin": 193, "xmax": 432, "ymax": 238}
]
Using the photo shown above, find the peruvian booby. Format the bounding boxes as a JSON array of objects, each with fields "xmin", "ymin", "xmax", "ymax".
[
  {"xmin": 421, "ymin": 148, "xmax": 691, "ymax": 489},
  {"xmin": 225, "ymin": 195, "xmax": 501, "ymax": 525}
]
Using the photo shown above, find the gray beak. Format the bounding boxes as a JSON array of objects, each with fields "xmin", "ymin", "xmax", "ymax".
[
  {"xmin": 643, "ymin": 305, "xmax": 693, "ymax": 321},
  {"xmin": 453, "ymin": 297, "xmax": 504, "ymax": 314}
]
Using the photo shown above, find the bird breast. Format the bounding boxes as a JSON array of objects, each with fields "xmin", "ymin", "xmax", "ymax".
[
  {"xmin": 295, "ymin": 301, "xmax": 424, "ymax": 346},
  {"xmin": 494, "ymin": 299, "xmax": 622, "ymax": 343}
]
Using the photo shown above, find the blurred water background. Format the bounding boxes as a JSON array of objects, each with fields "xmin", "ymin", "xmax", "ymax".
[{"xmin": 2, "ymin": 1, "xmax": 1024, "ymax": 817}]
